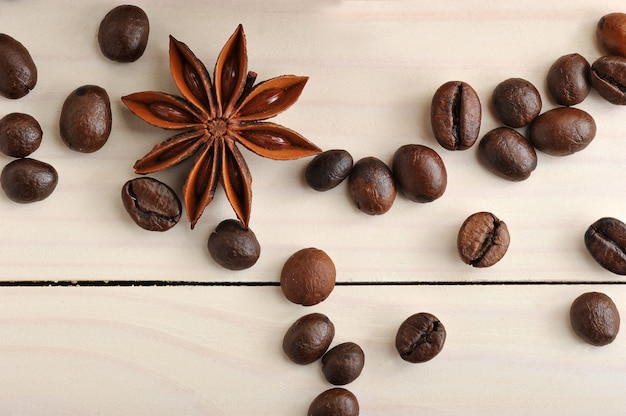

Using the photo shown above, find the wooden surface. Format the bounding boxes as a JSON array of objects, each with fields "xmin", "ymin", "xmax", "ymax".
[{"xmin": 1, "ymin": 1, "xmax": 626, "ymax": 414}]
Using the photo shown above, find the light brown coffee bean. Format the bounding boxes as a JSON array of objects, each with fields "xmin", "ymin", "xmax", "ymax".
[
  {"xmin": 280, "ymin": 247, "xmax": 336, "ymax": 306},
  {"xmin": 59, "ymin": 85, "xmax": 112, "ymax": 153},
  {"xmin": 457, "ymin": 211, "xmax": 510, "ymax": 267}
]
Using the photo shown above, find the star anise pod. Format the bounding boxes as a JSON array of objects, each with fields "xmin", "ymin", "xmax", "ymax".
[{"xmin": 121, "ymin": 25, "xmax": 321, "ymax": 228}]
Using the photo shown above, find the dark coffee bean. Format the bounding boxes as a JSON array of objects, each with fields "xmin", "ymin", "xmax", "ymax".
[
  {"xmin": 308, "ymin": 388, "xmax": 359, "ymax": 416},
  {"xmin": 207, "ymin": 219, "xmax": 260, "ymax": 270},
  {"xmin": 430, "ymin": 80, "xmax": 482, "ymax": 151},
  {"xmin": 395, "ymin": 312, "xmax": 446, "ymax": 363},
  {"xmin": 321, "ymin": 342, "xmax": 365, "ymax": 386},
  {"xmin": 0, "ymin": 112, "xmax": 42, "ymax": 158},
  {"xmin": 348, "ymin": 156, "xmax": 396, "ymax": 215},
  {"xmin": 283, "ymin": 313, "xmax": 335, "ymax": 365},
  {"xmin": 570, "ymin": 292, "xmax": 620, "ymax": 346},
  {"xmin": 590, "ymin": 55, "xmax": 626, "ymax": 105},
  {"xmin": 305, "ymin": 149, "xmax": 353, "ymax": 191},
  {"xmin": 547, "ymin": 53, "xmax": 591, "ymax": 106},
  {"xmin": 0, "ymin": 33, "xmax": 37, "ymax": 99},
  {"xmin": 596, "ymin": 13, "xmax": 626, "ymax": 58},
  {"xmin": 59, "ymin": 85, "xmax": 112, "ymax": 153},
  {"xmin": 457, "ymin": 211, "xmax": 510, "ymax": 268},
  {"xmin": 98, "ymin": 5, "xmax": 150, "ymax": 63},
  {"xmin": 121, "ymin": 177, "xmax": 181, "ymax": 232},
  {"xmin": 478, "ymin": 127, "xmax": 537, "ymax": 181},
  {"xmin": 280, "ymin": 247, "xmax": 336, "ymax": 306},
  {"xmin": 492, "ymin": 78, "xmax": 542, "ymax": 127},
  {"xmin": 392, "ymin": 144, "xmax": 447, "ymax": 202},
  {"xmin": 528, "ymin": 107, "xmax": 596, "ymax": 156},
  {"xmin": 584, "ymin": 217, "xmax": 626, "ymax": 275},
  {"xmin": 1, "ymin": 158, "xmax": 57, "ymax": 203}
]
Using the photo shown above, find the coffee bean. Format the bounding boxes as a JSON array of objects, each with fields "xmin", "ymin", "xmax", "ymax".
[
  {"xmin": 98, "ymin": 5, "xmax": 150, "ymax": 63},
  {"xmin": 280, "ymin": 247, "xmax": 336, "ymax": 306},
  {"xmin": 570, "ymin": 292, "xmax": 620, "ymax": 346},
  {"xmin": 590, "ymin": 55, "xmax": 626, "ymax": 105},
  {"xmin": 528, "ymin": 107, "xmax": 596, "ymax": 156},
  {"xmin": 584, "ymin": 217, "xmax": 626, "ymax": 275},
  {"xmin": 430, "ymin": 80, "xmax": 482, "ymax": 150},
  {"xmin": 348, "ymin": 156, "xmax": 396, "ymax": 215},
  {"xmin": 207, "ymin": 219, "xmax": 260, "ymax": 270},
  {"xmin": 492, "ymin": 78, "xmax": 542, "ymax": 127},
  {"xmin": 308, "ymin": 388, "xmax": 359, "ymax": 416},
  {"xmin": 0, "ymin": 112, "xmax": 42, "ymax": 158},
  {"xmin": 395, "ymin": 312, "xmax": 446, "ymax": 363},
  {"xmin": 283, "ymin": 313, "xmax": 335, "ymax": 365},
  {"xmin": 1, "ymin": 158, "xmax": 58, "ymax": 203},
  {"xmin": 392, "ymin": 144, "xmax": 447, "ymax": 202},
  {"xmin": 59, "ymin": 85, "xmax": 112, "ymax": 153},
  {"xmin": 0, "ymin": 33, "xmax": 37, "ymax": 99},
  {"xmin": 596, "ymin": 13, "xmax": 626, "ymax": 58},
  {"xmin": 305, "ymin": 149, "xmax": 353, "ymax": 191},
  {"xmin": 121, "ymin": 177, "xmax": 181, "ymax": 232},
  {"xmin": 547, "ymin": 53, "xmax": 591, "ymax": 106},
  {"xmin": 478, "ymin": 127, "xmax": 537, "ymax": 181},
  {"xmin": 321, "ymin": 342, "xmax": 365, "ymax": 386},
  {"xmin": 457, "ymin": 211, "xmax": 510, "ymax": 268}
]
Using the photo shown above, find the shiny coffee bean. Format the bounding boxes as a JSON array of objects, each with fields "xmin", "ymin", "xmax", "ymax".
[
  {"xmin": 283, "ymin": 313, "xmax": 335, "ymax": 365},
  {"xmin": 492, "ymin": 78, "xmax": 542, "ymax": 127},
  {"xmin": 280, "ymin": 247, "xmax": 336, "ymax": 306},
  {"xmin": 121, "ymin": 177, "xmax": 181, "ymax": 232},
  {"xmin": 305, "ymin": 149, "xmax": 353, "ymax": 191},
  {"xmin": 59, "ymin": 85, "xmax": 112, "ymax": 153},
  {"xmin": 348, "ymin": 156, "xmax": 396, "ymax": 215},
  {"xmin": 570, "ymin": 292, "xmax": 620, "ymax": 346},
  {"xmin": 0, "ymin": 33, "xmax": 37, "ymax": 99},
  {"xmin": 457, "ymin": 211, "xmax": 510, "ymax": 267},
  {"xmin": 0, "ymin": 112, "xmax": 42, "ymax": 158},
  {"xmin": 528, "ymin": 107, "xmax": 596, "ymax": 156},
  {"xmin": 98, "ymin": 5, "xmax": 150, "ymax": 63},
  {"xmin": 321, "ymin": 342, "xmax": 365, "ymax": 386},
  {"xmin": 590, "ymin": 55, "xmax": 626, "ymax": 105},
  {"xmin": 308, "ymin": 388, "xmax": 359, "ymax": 416},
  {"xmin": 478, "ymin": 127, "xmax": 537, "ymax": 181},
  {"xmin": 207, "ymin": 219, "xmax": 260, "ymax": 270},
  {"xmin": 1, "ymin": 158, "xmax": 57, "ymax": 203},
  {"xmin": 395, "ymin": 312, "xmax": 446, "ymax": 363},
  {"xmin": 584, "ymin": 217, "xmax": 626, "ymax": 275},
  {"xmin": 430, "ymin": 80, "xmax": 482, "ymax": 150},
  {"xmin": 547, "ymin": 53, "xmax": 591, "ymax": 106},
  {"xmin": 392, "ymin": 144, "xmax": 447, "ymax": 202},
  {"xmin": 596, "ymin": 13, "xmax": 626, "ymax": 57}
]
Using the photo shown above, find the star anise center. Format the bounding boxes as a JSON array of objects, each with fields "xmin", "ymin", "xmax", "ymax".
[{"xmin": 208, "ymin": 118, "xmax": 230, "ymax": 139}]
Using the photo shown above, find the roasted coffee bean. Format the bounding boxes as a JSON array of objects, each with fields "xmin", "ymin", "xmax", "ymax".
[
  {"xmin": 596, "ymin": 13, "xmax": 626, "ymax": 57},
  {"xmin": 98, "ymin": 5, "xmax": 150, "ymax": 63},
  {"xmin": 430, "ymin": 80, "xmax": 482, "ymax": 150},
  {"xmin": 280, "ymin": 247, "xmax": 336, "ymax": 306},
  {"xmin": 308, "ymin": 388, "xmax": 359, "ymax": 416},
  {"xmin": 395, "ymin": 312, "xmax": 446, "ymax": 363},
  {"xmin": 457, "ymin": 211, "xmax": 510, "ymax": 267},
  {"xmin": 321, "ymin": 342, "xmax": 365, "ymax": 386},
  {"xmin": 528, "ymin": 107, "xmax": 596, "ymax": 156},
  {"xmin": 570, "ymin": 292, "xmax": 620, "ymax": 346},
  {"xmin": 478, "ymin": 127, "xmax": 537, "ymax": 181},
  {"xmin": 305, "ymin": 149, "xmax": 353, "ymax": 191},
  {"xmin": 348, "ymin": 156, "xmax": 396, "ymax": 215},
  {"xmin": 492, "ymin": 78, "xmax": 542, "ymax": 127},
  {"xmin": 1, "ymin": 158, "xmax": 57, "ymax": 203},
  {"xmin": 207, "ymin": 219, "xmax": 260, "ymax": 270},
  {"xmin": 121, "ymin": 177, "xmax": 181, "ymax": 232},
  {"xmin": 0, "ymin": 112, "xmax": 42, "ymax": 158},
  {"xmin": 0, "ymin": 33, "xmax": 37, "ymax": 99},
  {"xmin": 584, "ymin": 217, "xmax": 626, "ymax": 275},
  {"xmin": 283, "ymin": 313, "xmax": 335, "ymax": 365},
  {"xmin": 59, "ymin": 85, "xmax": 112, "ymax": 153},
  {"xmin": 547, "ymin": 53, "xmax": 591, "ymax": 106},
  {"xmin": 590, "ymin": 55, "xmax": 626, "ymax": 105},
  {"xmin": 392, "ymin": 144, "xmax": 447, "ymax": 202}
]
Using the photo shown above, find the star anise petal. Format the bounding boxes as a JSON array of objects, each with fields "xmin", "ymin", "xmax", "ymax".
[
  {"xmin": 214, "ymin": 24, "xmax": 248, "ymax": 118},
  {"xmin": 121, "ymin": 91, "xmax": 205, "ymax": 129},
  {"xmin": 134, "ymin": 128, "xmax": 210, "ymax": 174},
  {"xmin": 221, "ymin": 138, "xmax": 252, "ymax": 226},
  {"xmin": 234, "ymin": 75, "xmax": 309, "ymax": 122},
  {"xmin": 233, "ymin": 121, "xmax": 322, "ymax": 160},
  {"xmin": 183, "ymin": 140, "xmax": 221, "ymax": 229}
]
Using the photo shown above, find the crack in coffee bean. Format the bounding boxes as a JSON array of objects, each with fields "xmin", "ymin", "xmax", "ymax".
[
  {"xmin": 127, "ymin": 181, "xmax": 179, "ymax": 224},
  {"xmin": 584, "ymin": 217, "xmax": 626, "ymax": 275},
  {"xmin": 457, "ymin": 212, "xmax": 510, "ymax": 268}
]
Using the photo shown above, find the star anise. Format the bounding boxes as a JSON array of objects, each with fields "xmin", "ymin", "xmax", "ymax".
[{"xmin": 121, "ymin": 25, "xmax": 321, "ymax": 228}]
